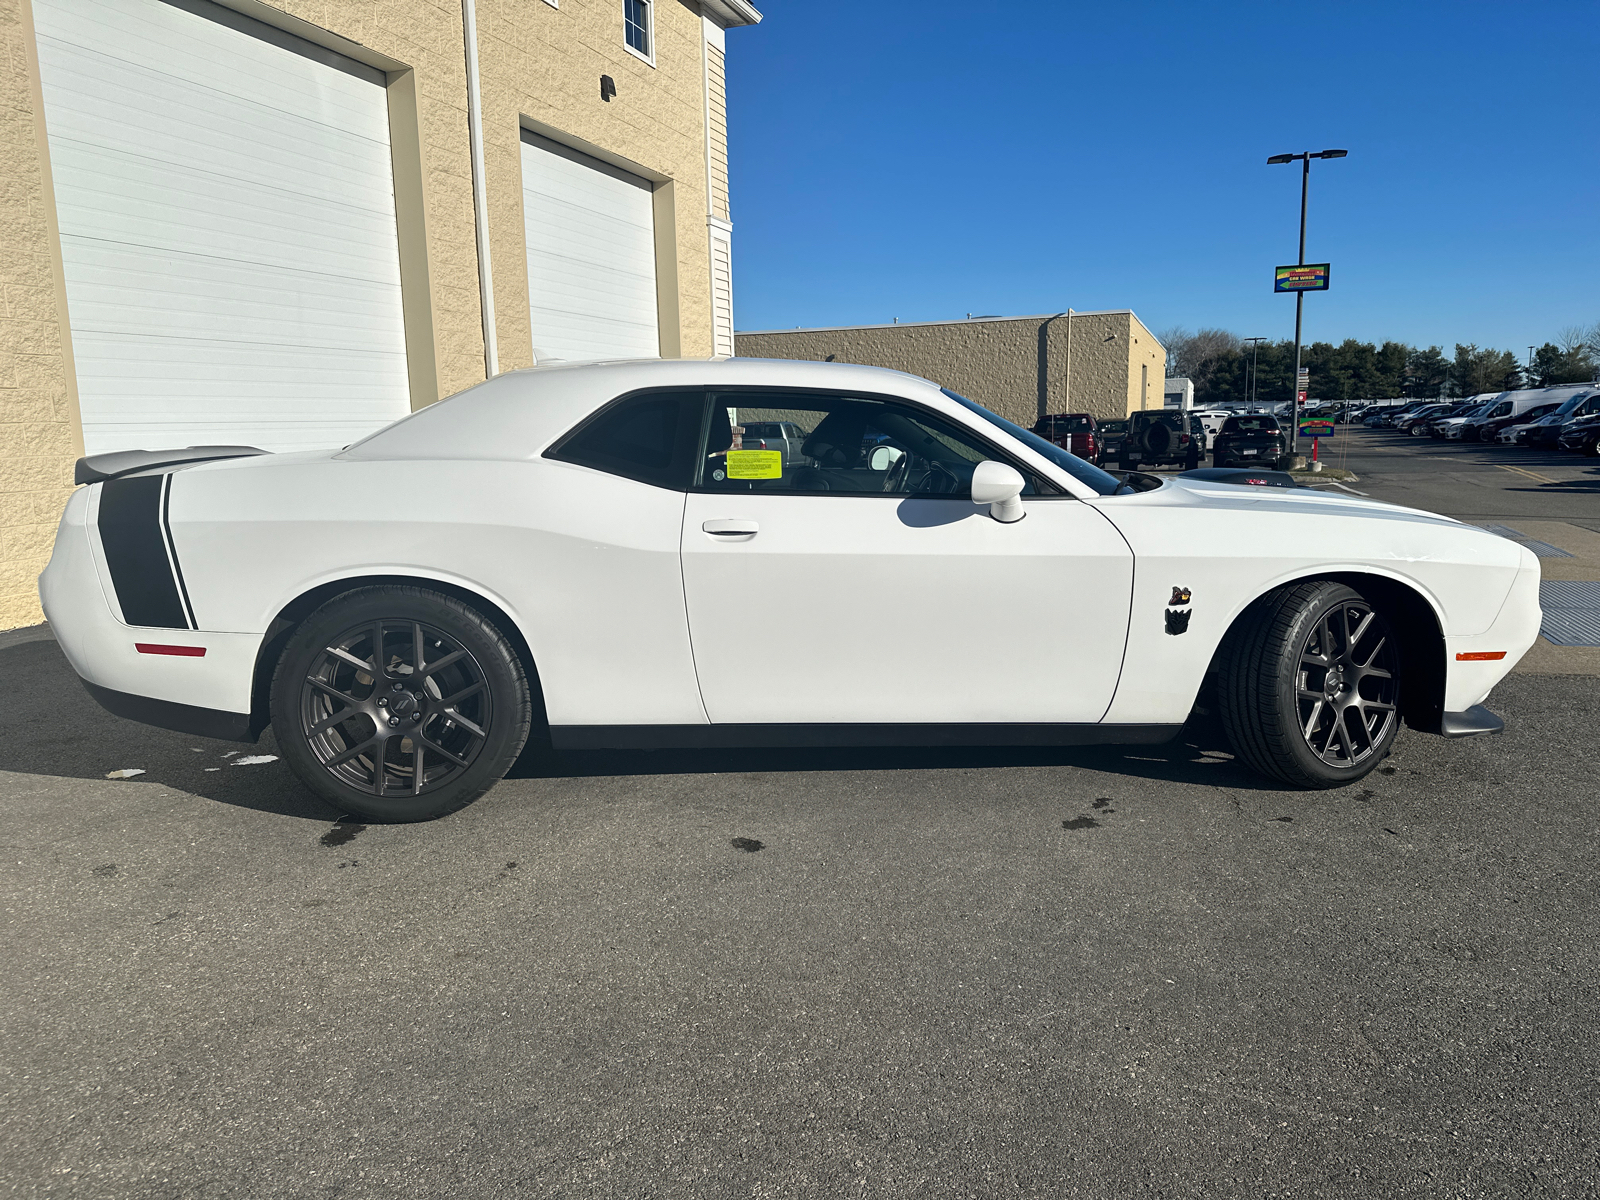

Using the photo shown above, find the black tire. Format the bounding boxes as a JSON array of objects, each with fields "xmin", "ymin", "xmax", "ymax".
[
  {"xmin": 1212, "ymin": 453, "xmax": 1227, "ymax": 468},
  {"xmin": 270, "ymin": 585, "xmax": 533, "ymax": 821},
  {"xmin": 1215, "ymin": 581, "xmax": 1401, "ymax": 788}
]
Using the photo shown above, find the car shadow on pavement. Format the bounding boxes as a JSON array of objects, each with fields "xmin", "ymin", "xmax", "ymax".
[
  {"xmin": 1, "ymin": 636, "xmax": 1284, "ymax": 824},
  {"xmin": 504, "ymin": 717, "xmax": 1282, "ymax": 793},
  {"xmin": 0, "ymin": 637, "xmax": 338, "ymax": 822}
]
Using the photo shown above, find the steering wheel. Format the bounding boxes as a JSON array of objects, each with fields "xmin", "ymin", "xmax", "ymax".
[
  {"xmin": 922, "ymin": 461, "xmax": 959, "ymax": 494},
  {"xmin": 883, "ymin": 449, "xmax": 912, "ymax": 493}
]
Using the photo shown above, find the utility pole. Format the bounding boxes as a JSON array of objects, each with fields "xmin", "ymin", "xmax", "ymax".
[{"xmin": 1267, "ymin": 149, "xmax": 1347, "ymax": 459}]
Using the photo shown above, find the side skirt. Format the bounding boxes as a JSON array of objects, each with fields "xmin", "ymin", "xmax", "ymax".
[
  {"xmin": 82, "ymin": 680, "xmax": 258, "ymax": 744},
  {"xmin": 549, "ymin": 723, "xmax": 1182, "ymax": 751}
]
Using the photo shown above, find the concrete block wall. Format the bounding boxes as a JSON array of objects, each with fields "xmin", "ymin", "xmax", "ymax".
[
  {"xmin": 736, "ymin": 311, "xmax": 1169, "ymax": 429},
  {"xmin": 1, "ymin": 0, "xmax": 80, "ymax": 631}
]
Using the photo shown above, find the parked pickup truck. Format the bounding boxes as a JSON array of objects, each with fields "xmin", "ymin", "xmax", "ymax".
[
  {"xmin": 1031, "ymin": 413, "xmax": 1101, "ymax": 464},
  {"xmin": 737, "ymin": 420, "xmax": 810, "ymax": 466}
]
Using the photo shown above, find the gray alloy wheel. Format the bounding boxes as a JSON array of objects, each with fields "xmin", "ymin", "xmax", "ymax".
[
  {"xmin": 1216, "ymin": 580, "xmax": 1401, "ymax": 788},
  {"xmin": 271, "ymin": 585, "xmax": 532, "ymax": 822}
]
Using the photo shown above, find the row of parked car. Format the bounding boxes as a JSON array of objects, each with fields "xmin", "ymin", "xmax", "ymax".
[
  {"xmin": 1031, "ymin": 409, "xmax": 1294, "ymax": 471},
  {"xmin": 1360, "ymin": 384, "xmax": 1600, "ymax": 452}
]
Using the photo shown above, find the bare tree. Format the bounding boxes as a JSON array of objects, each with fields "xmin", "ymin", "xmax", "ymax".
[
  {"xmin": 1557, "ymin": 325, "xmax": 1590, "ymax": 354},
  {"xmin": 1154, "ymin": 327, "xmax": 1194, "ymax": 376},
  {"xmin": 1156, "ymin": 326, "xmax": 1240, "ymax": 379}
]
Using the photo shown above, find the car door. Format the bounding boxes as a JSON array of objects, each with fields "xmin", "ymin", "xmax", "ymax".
[{"xmin": 679, "ymin": 391, "xmax": 1134, "ymax": 726}]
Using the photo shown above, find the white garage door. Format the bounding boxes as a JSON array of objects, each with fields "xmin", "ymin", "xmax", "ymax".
[
  {"xmin": 521, "ymin": 131, "xmax": 659, "ymax": 363},
  {"xmin": 32, "ymin": 0, "xmax": 411, "ymax": 454}
]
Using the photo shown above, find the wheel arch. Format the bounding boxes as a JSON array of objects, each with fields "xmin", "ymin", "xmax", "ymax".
[
  {"xmin": 247, "ymin": 574, "xmax": 548, "ymax": 739},
  {"xmin": 1203, "ymin": 569, "xmax": 1446, "ymax": 736}
]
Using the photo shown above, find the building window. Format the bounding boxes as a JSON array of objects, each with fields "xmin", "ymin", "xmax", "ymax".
[{"xmin": 623, "ymin": 0, "xmax": 651, "ymax": 59}]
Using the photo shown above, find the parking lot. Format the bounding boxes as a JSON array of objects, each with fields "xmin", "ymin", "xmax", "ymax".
[{"xmin": 5, "ymin": 432, "xmax": 1600, "ymax": 1198}]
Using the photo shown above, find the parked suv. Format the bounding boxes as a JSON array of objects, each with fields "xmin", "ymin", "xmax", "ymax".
[
  {"xmin": 1212, "ymin": 414, "xmax": 1290, "ymax": 469},
  {"xmin": 1488, "ymin": 403, "xmax": 1560, "ymax": 445},
  {"xmin": 1119, "ymin": 411, "xmax": 1200, "ymax": 471},
  {"xmin": 1031, "ymin": 413, "xmax": 1100, "ymax": 464},
  {"xmin": 1520, "ymin": 390, "xmax": 1600, "ymax": 450},
  {"xmin": 1099, "ymin": 419, "xmax": 1129, "ymax": 463}
]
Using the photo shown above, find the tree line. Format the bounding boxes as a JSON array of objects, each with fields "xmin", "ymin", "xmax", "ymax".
[{"xmin": 1155, "ymin": 323, "xmax": 1600, "ymax": 407}]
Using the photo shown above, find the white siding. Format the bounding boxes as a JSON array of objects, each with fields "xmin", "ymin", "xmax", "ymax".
[
  {"xmin": 32, "ymin": 0, "xmax": 411, "ymax": 454},
  {"xmin": 710, "ymin": 231, "xmax": 734, "ymax": 357},
  {"xmin": 521, "ymin": 132, "xmax": 659, "ymax": 362}
]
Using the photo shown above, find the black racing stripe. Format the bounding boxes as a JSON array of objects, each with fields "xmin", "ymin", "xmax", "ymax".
[
  {"xmin": 98, "ymin": 476, "xmax": 191, "ymax": 629},
  {"xmin": 159, "ymin": 475, "xmax": 198, "ymax": 628}
]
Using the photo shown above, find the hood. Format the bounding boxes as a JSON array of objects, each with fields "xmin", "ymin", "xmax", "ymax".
[{"xmin": 1151, "ymin": 473, "xmax": 1466, "ymax": 530}]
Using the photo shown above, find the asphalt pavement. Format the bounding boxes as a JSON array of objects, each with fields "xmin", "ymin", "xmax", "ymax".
[{"xmin": 4, "ymin": 432, "xmax": 1600, "ymax": 1199}]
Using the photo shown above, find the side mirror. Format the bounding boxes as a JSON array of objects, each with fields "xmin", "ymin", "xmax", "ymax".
[
  {"xmin": 867, "ymin": 445, "xmax": 903, "ymax": 471},
  {"xmin": 971, "ymin": 460, "xmax": 1026, "ymax": 523}
]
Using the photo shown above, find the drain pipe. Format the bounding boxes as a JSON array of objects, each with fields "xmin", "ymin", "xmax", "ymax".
[{"xmin": 461, "ymin": 0, "xmax": 498, "ymax": 377}]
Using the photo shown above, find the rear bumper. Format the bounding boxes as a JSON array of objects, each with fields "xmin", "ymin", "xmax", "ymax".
[
  {"xmin": 39, "ymin": 487, "xmax": 263, "ymax": 734},
  {"xmin": 81, "ymin": 680, "xmax": 257, "ymax": 743}
]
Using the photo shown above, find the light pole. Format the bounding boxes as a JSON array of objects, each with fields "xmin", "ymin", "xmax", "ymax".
[
  {"xmin": 1267, "ymin": 148, "xmax": 1347, "ymax": 459},
  {"xmin": 1242, "ymin": 336, "xmax": 1267, "ymax": 411}
]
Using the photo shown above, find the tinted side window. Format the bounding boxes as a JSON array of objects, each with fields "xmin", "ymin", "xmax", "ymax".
[
  {"xmin": 547, "ymin": 390, "xmax": 702, "ymax": 489},
  {"xmin": 697, "ymin": 392, "xmax": 1043, "ymax": 498}
]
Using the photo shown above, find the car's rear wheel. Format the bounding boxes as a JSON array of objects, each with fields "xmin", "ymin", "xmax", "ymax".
[
  {"xmin": 1216, "ymin": 580, "xmax": 1401, "ymax": 788},
  {"xmin": 271, "ymin": 586, "xmax": 533, "ymax": 822}
]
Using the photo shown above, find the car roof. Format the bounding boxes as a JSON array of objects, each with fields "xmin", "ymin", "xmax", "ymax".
[{"xmin": 341, "ymin": 357, "xmax": 950, "ymax": 464}]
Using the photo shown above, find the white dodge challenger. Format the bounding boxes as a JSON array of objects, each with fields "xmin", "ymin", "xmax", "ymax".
[{"xmin": 41, "ymin": 359, "xmax": 1541, "ymax": 821}]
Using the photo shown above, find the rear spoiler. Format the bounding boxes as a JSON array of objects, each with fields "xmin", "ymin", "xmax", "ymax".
[{"xmin": 75, "ymin": 446, "xmax": 267, "ymax": 485}]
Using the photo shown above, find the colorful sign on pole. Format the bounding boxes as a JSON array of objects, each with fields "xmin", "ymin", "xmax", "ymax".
[
  {"xmin": 1298, "ymin": 419, "xmax": 1335, "ymax": 439},
  {"xmin": 1275, "ymin": 264, "xmax": 1331, "ymax": 292}
]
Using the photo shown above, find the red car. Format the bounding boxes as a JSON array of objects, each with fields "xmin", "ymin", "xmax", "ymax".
[{"xmin": 1031, "ymin": 413, "xmax": 1100, "ymax": 464}]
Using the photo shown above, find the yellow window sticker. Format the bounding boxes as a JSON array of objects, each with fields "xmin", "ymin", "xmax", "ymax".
[{"xmin": 724, "ymin": 450, "xmax": 783, "ymax": 480}]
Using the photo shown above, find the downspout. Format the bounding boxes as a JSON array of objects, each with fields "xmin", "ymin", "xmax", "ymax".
[
  {"xmin": 461, "ymin": 0, "xmax": 498, "ymax": 377},
  {"xmin": 1064, "ymin": 308, "xmax": 1074, "ymax": 411}
]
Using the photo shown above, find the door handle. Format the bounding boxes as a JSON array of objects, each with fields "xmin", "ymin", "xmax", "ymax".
[{"xmin": 702, "ymin": 519, "xmax": 759, "ymax": 538}]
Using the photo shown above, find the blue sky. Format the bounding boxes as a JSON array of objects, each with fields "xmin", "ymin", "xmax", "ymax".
[{"xmin": 726, "ymin": 1, "xmax": 1599, "ymax": 354}]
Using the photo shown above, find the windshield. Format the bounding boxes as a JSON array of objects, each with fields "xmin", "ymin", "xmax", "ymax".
[
  {"xmin": 942, "ymin": 389, "xmax": 1121, "ymax": 496},
  {"xmin": 1222, "ymin": 416, "xmax": 1279, "ymax": 432},
  {"xmin": 1552, "ymin": 393, "xmax": 1595, "ymax": 417}
]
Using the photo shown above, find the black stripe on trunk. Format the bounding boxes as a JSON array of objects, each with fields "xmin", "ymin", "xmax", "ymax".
[{"xmin": 99, "ymin": 476, "xmax": 191, "ymax": 630}]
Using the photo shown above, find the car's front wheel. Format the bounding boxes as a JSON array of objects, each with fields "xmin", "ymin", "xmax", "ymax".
[
  {"xmin": 271, "ymin": 585, "xmax": 533, "ymax": 821},
  {"xmin": 1216, "ymin": 580, "xmax": 1401, "ymax": 788}
]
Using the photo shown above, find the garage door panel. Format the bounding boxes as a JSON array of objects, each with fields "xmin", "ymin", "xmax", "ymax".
[
  {"xmin": 51, "ymin": 0, "xmax": 388, "ymax": 117},
  {"xmin": 51, "ymin": 170, "xmax": 403, "ymax": 279},
  {"xmin": 42, "ymin": 71, "xmax": 398, "ymax": 221},
  {"xmin": 522, "ymin": 131, "xmax": 660, "ymax": 362},
  {"xmin": 33, "ymin": 0, "xmax": 410, "ymax": 455}
]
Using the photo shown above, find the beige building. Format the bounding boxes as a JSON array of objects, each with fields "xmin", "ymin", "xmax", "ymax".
[
  {"xmin": 1, "ymin": 0, "xmax": 758, "ymax": 629},
  {"xmin": 736, "ymin": 311, "xmax": 1167, "ymax": 431}
]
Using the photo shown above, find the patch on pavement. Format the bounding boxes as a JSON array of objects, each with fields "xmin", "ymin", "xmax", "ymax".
[
  {"xmin": 1478, "ymin": 523, "xmax": 1574, "ymax": 558},
  {"xmin": 1539, "ymin": 581, "xmax": 1600, "ymax": 646}
]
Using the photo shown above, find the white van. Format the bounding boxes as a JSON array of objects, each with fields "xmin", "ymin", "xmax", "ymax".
[{"xmin": 1188, "ymin": 409, "xmax": 1233, "ymax": 446}]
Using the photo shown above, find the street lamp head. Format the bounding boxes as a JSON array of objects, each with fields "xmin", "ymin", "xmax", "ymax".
[
  {"xmin": 1317, "ymin": 149, "xmax": 1349, "ymax": 158},
  {"xmin": 1266, "ymin": 154, "xmax": 1295, "ymax": 164}
]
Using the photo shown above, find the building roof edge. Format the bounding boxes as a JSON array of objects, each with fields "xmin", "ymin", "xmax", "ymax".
[
  {"xmin": 736, "ymin": 311, "xmax": 1140, "ymax": 337},
  {"xmin": 701, "ymin": 0, "xmax": 762, "ymax": 27}
]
